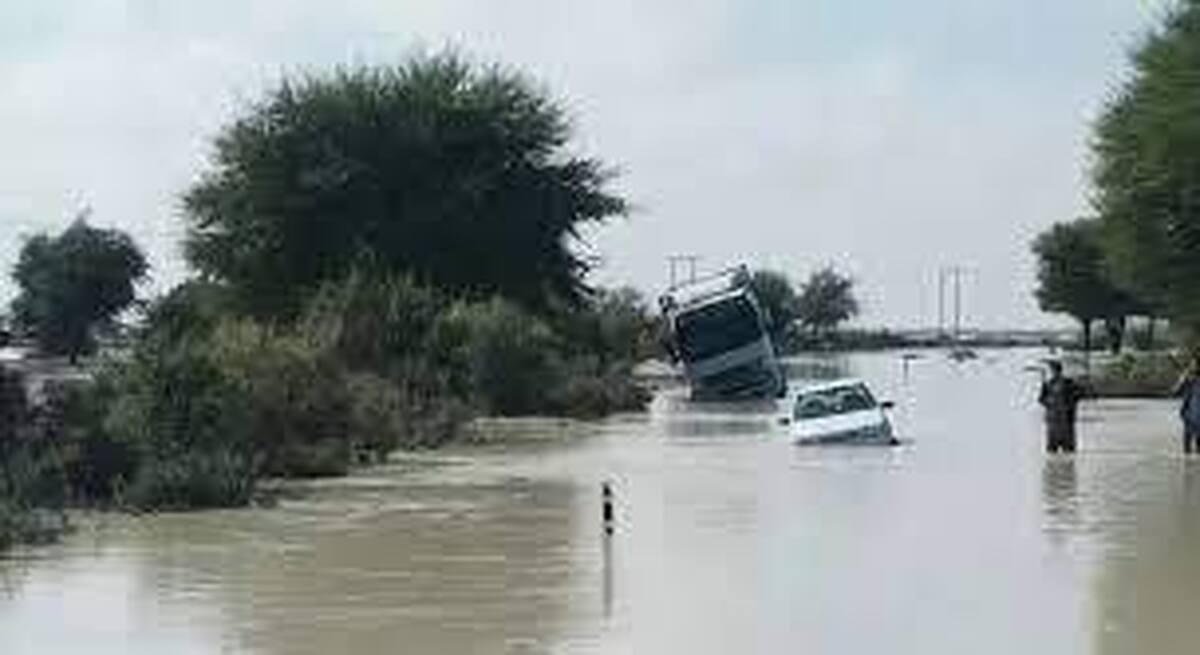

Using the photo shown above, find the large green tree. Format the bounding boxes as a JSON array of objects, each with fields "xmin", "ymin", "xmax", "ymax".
[
  {"xmin": 11, "ymin": 218, "xmax": 147, "ymax": 363},
  {"xmin": 749, "ymin": 269, "xmax": 800, "ymax": 341},
  {"xmin": 184, "ymin": 54, "xmax": 627, "ymax": 319},
  {"xmin": 1093, "ymin": 0, "xmax": 1200, "ymax": 333},
  {"xmin": 1032, "ymin": 219, "xmax": 1141, "ymax": 352},
  {"xmin": 795, "ymin": 267, "xmax": 858, "ymax": 336}
]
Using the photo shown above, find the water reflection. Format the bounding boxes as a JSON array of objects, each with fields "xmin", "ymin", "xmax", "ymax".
[
  {"xmin": 1184, "ymin": 459, "xmax": 1200, "ymax": 505},
  {"xmin": 601, "ymin": 534, "xmax": 613, "ymax": 620},
  {"xmin": 780, "ymin": 355, "xmax": 850, "ymax": 381},
  {"xmin": 1093, "ymin": 457, "xmax": 1200, "ymax": 655},
  {"xmin": 225, "ymin": 480, "xmax": 583, "ymax": 654},
  {"xmin": 651, "ymin": 386, "xmax": 781, "ymax": 440},
  {"xmin": 1, "ymin": 474, "xmax": 595, "ymax": 655},
  {"xmin": 6, "ymin": 351, "xmax": 1200, "ymax": 654},
  {"xmin": 1073, "ymin": 397, "xmax": 1200, "ymax": 655},
  {"xmin": 1042, "ymin": 456, "xmax": 1079, "ymax": 542}
]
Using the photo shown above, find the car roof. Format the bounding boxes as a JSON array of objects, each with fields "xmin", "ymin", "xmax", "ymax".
[{"xmin": 793, "ymin": 378, "xmax": 869, "ymax": 395}]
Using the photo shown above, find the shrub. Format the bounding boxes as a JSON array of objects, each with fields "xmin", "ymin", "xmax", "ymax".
[
  {"xmin": 105, "ymin": 336, "xmax": 255, "ymax": 462},
  {"xmin": 0, "ymin": 500, "xmax": 66, "ymax": 549},
  {"xmin": 0, "ymin": 443, "xmax": 67, "ymax": 513},
  {"xmin": 345, "ymin": 372, "xmax": 407, "ymax": 460},
  {"xmin": 126, "ymin": 448, "xmax": 255, "ymax": 510},
  {"xmin": 552, "ymin": 288, "xmax": 656, "ymax": 366},
  {"xmin": 139, "ymin": 281, "xmax": 235, "ymax": 348},
  {"xmin": 98, "ymin": 338, "xmax": 258, "ymax": 508},
  {"xmin": 208, "ymin": 320, "xmax": 354, "ymax": 477},
  {"xmin": 4, "ymin": 271, "xmax": 654, "ymax": 521},
  {"xmin": 83, "ymin": 273, "xmax": 481, "ymax": 504},
  {"xmin": 303, "ymin": 271, "xmax": 445, "ymax": 374},
  {"xmin": 49, "ymin": 377, "xmax": 138, "ymax": 503},
  {"xmin": 0, "ymin": 366, "xmax": 70, "ymax": 547},
  {"xmin": 305, "ymin": 273, "xmax": 470, "ymax": 451},
  {"xmin": 1091, "ymin": 351, "xmax": 1183, "ymax": 398},
  {"xmin": 0, "ymin": 501, "xmax": 22, "ymax": 549},
  {"xmin": 439, "ymin": 298, "xmax": 563, "ymax": 415},
  {"xmin": 542, "ymin": 352, "xmax": 650, "ymax": 418}
]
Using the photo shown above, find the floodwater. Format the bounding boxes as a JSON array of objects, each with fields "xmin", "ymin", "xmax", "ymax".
[{"xmin": 2, "ymin": 349, "xmax": 1198, "ymax": 654}]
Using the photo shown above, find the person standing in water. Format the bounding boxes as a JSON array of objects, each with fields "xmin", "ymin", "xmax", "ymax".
[
  {"xmin": 1039, "ymin": 360, "xmax": 1086, "ymax": 453},
  {"xmin": 1175, "ymin": 353, "xmax": 1200, "ymax": 454}
]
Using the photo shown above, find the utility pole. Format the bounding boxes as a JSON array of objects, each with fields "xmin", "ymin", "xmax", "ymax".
[
  {"xmin": 937, "ymin": 269, "xmax": 946, "ymax": 338},
  {"xmin": 953, "ymin": 268, "xmax": 962, "ymax": 339},
  {"xmin": 667, "ymin": 255, "xmax": 701, "ymax": 287},
  {"xmin": 937, "ymin": 266, "xmax": 970, "ymax": 341}
]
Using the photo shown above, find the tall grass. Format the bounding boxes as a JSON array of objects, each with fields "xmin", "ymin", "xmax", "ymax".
[
  {"xmin": 1, "ymin": 366, "xmax": 69, "ymax": 547},
  {"xmin": 1091, "ymin": 351, "xmax": 1184, "ymax": 398},
  {"xmin": 2, "ymin": 274, "xmax": 652, "ymax": 525}
]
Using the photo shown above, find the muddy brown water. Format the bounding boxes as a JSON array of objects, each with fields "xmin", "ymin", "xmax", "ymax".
[{"xmin": 2, "ymin": 349, "xmax": 1198, "ymax": 654}]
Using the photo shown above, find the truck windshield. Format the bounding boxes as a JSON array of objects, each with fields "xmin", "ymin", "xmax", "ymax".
[{"xmin": 675, "ymin": 296, "xmax": 763, "ymax": 362}]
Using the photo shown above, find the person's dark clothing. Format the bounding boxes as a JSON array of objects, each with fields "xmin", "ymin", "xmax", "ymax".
[
  {"xmin": 1178, "ymin": 375, "xmax": 1200, "ymax": 453},
  {"xmin": 1039, "ymin": 376, "xmax": 1084, "ymax": 453}
]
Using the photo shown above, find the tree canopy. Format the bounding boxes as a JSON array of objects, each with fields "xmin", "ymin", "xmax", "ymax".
[
  {"xmin": 1032, "ymin": 219, "xmax": 1142, "ymax": 350},
  {"xmin": 749, "ymin": 269, "xmax": 800, "ymax": 340},
  {"xmin": 184, "ymin": 54, "xmax": 627, "ymax": 319},
  {"xmin": 1093, "ymin": 0, "xmax": 1200, "ymax": 330},
  {"xmin": 796, "ymin": 267, "xmax": 858, "ymax": 335},
  {"xmin": 11, "ymin": 218, "xmax": 147, "ymax": 361}
]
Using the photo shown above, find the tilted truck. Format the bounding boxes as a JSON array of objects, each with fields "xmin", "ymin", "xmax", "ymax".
[{"xmin": 659, "ymin": 265, "xmax": 787, "ymax": 401}]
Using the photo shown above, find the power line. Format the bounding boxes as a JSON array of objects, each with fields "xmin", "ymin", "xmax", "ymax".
[{"xmin": 667, "ymin": 255, "xmax": 701, "ymax": 288}]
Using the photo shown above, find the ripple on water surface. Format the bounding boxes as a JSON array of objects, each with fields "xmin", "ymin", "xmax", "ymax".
[{"xmin": 2, "ymin": 350, "xmax": 1199, "ymax": 654}]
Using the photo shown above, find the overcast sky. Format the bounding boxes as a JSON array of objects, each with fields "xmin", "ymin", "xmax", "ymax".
[{"xmin": 0, "ymin": 1, "xmax": 1169, "ymax": 328}]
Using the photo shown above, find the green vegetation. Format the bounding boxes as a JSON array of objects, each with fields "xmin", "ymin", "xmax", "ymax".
[
  {"xmin": 1093, "ymin": 0, "xmax": 1200, "ymax": 339},
  {"xmin": 1033, "ymin": 0, "xmax": 1200, "ymax": 360},
  {"xmin": 745, "ymin": 266, "xmax": 860, "ymax": 353},
  {"xmin": 12, "ymin": 216, "xmax": 147, "ymax": 363},
  {"xmin": 749, "ymin": 269, "xmax": 801, "ymax": 344},
  {"xmin": 1032, "ymin": 219, "xmax": 1147, "ymax": 354},
  {"xmin": 1090, "ymin": 351, "xmax": 1183, "ymax": 399},
  {"xmin": 2, "ymin": 54, "xmax": 651, "ymax": 543},
  {"xmin": 795, "ymin": 267, "xmax": 859, "ymax": 339},
  {"xmin": 1, "ymin": 367, "xmax": 69, "ymax": 548},
  {"xmin": 51, "ymin": 272, "xmax": 649, "ymax": 513},
  {"xmin": 184, "ymin": 53, "xmax": 625, "ymax": 319},
  {"xmin": 1031, "ymin": 2, "xmax": 1200, "ymax": 362}
]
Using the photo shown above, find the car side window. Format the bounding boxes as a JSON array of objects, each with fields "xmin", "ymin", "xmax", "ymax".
[
  {"xmin": 795, "ymin": 395, "xmax": 830, "ymax": 419},
  {"xmin": 838, "ymin": 386, "xmax": 874, "ymax": 412}
]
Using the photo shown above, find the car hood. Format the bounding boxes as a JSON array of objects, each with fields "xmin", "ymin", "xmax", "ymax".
[{"xmin": 791, "ymin": 409, "xmax": 887, "ymax": 440}]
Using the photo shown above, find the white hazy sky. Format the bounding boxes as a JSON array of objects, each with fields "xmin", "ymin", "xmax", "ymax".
[{"xmin": 0, "ymin": 1, "xmax": 1171, "ymax": 328}]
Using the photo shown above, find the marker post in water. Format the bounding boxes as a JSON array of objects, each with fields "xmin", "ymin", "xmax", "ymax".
[{"xmin": 602, "ymin": 481, "xmax": 615, "ymax": 535}]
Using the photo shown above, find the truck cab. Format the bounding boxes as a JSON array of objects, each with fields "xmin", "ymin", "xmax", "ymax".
[{"xmin": 660, "ymin": 266, "xmax": 786, "ymax": 400}]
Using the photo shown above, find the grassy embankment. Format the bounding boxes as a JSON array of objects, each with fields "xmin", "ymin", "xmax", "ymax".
[{"xmin": 1084, "ymin": 351, "xmax": 1185, "ymax": 399}]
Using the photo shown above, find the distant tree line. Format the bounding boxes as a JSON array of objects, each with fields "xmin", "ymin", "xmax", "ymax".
[{"xmin": 749, "ymin": 266, "xmax": 858, "ymax": 351}]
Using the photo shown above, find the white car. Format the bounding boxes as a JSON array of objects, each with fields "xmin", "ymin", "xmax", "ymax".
[{"xmin": 782, "ymin": 379, "xmax": 898, "ymax": 445}]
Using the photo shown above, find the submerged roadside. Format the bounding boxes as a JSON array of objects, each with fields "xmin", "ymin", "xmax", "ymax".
[
  {"xmin": 0, "ymin": 286, "xmax": 654, "ymax": 552},
  {"xmin": 1062, "ymin": 350, "xmax": 1186, "ymax": 399}
]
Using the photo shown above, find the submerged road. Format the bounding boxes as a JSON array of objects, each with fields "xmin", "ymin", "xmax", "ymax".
[{"xmin": 0, "ymin": 349, "xmax": 1196, "ymax": 654}]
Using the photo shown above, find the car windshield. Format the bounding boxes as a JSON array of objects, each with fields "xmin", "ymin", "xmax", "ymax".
[
  {"xmin": 793, "ymin": 384, "xmax": 877, "ymax": 420},
  {"xmin": 674, "ymin": 296, "xmax": 763, "ymax": 362}
]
